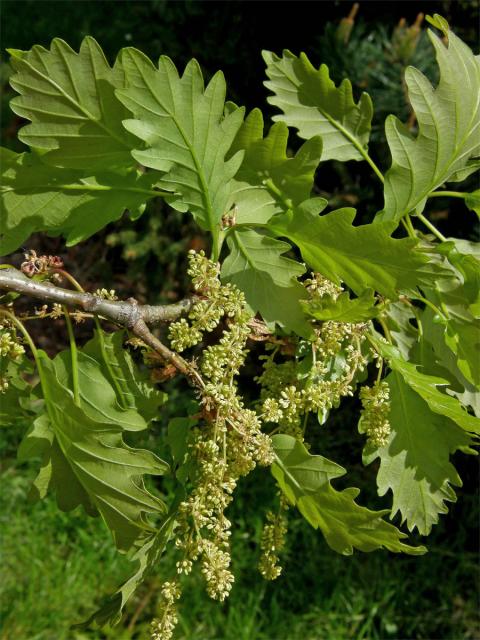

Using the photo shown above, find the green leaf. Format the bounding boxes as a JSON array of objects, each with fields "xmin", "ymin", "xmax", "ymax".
[
  {"xmin": 272, "ymin": 435, "xmax": 425, "ymax": 555},
  {"xmin": 363, "ymin": 369, "xmax": 476, "ymax": 534},
  {"xmin": 23, "ymin": 351, "xmax": 169, "ymax": 551},
  {"xmin": 419, "ymin": 311, "xmax": 479, "ymax": 416},
  {"xmin": 229, "ymin": 108, "xmax": 322, "ymax": 212},
  {"xmin": 167, "ymin": 417, "xmax": 196, "ymax": 467},
  {"xmin": 17, "ymin": 412, "xmax": 52, "ymax": 464},
  {"xmin": 224, "ymin": 109, "xmax": 293, "ymax": 226},
  {"xmin": 382, "ymin": 300, "xmax": 418, "ymax": 358},
  {"xmin": 116, "ymin": 50, "xmax": 244, "ymax": 243},
  {"xmin": 443, "ymin": 238, "xmax": 480, "ymax": 260},
  {"xmin": 83, "ymin": 330, "xmax": 166, "ymax": 423},
  {"xmin": 302, "ymin": 288, "xmax": 383, "ymax": 322},
  {"xmin": 226, "ymin": 180, "xmax": 279, "ymax": 225},
  {"xmin": 18, "ymin": 413, "xmax": 54, "ymax": 501},
  {"xmin": 167, "ymin": 417, "xmax": 197, "ymax": 483},
  {"xmin": 377, "ymin": 341, "xmax": 480, "ymax": 434},
  {"xmin": 8, "ymin": 37, "xmax": 136, "ymax": 170},
  {"xmin": 78, "ymin": 504, "xmax": 178, "ymax": 628},
  {"xmin": 421, "ymin": 244, "xmax": 480, "ymax": 386},
  {"xmin": 447, "ymin": 159, "xmax": 480, "ymax": 183},
  {"xmin": 53, "ymin": 350, "xmax": 149, "ymax": 431},
  {"xmin": 444, "ymin": 319, "xmax": 480, "ymax": 386},
  {"xmin": 269, "ymin": 199, "xmax": 434, "ymax": 299},
  {"xmin": 0, "ymin": 148, "xmax": 158, "ymax": 254},
  {"xmin": 221, "ymin": 228, "xmax": 312, "ymax": 337},
  {"xmin": 224, "ymin": 107, "xmax": 322, "ymax": 228},
  {"xmin": 271, "ymin": 434, "xmax": 346, "ymax": 501},
  {"xmin": 425, "ymin": 13, "xmax": 450, "ymax": 32},
  {"xmin": 465, "ymin": 189, "xmax": 480, "ymax": 218},
  {"xmin": 263, "ymin": 50, "xmax": 373, "ymax": 162},
  {"xmin": 381, "ymin": 20, "xmax": 480, "ymax": 221}
]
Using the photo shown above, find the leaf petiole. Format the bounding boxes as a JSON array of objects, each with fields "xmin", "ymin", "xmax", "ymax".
[
  {"xmin": 52, "ymin": 268, "xmax": 84, "ymax": 292},
  {"xmin": 412, "ymin": 294, "xmax": 449, "ymax": 321},
  {"xmin": 377, "ymin": 318, "xmax": 393, "ymax": 344},
  {"xmin": 415, "ymin": 212, "xmax": 447, "ymax": 242},
  {"xmin": 404, "ymin": 214, "xmax": 417, "ymax": 238},
  {"xmin": 427, "ymin": 190, "xmax": 467, "ymax": 199},
  {"xmin": 361, "ymin": 150, "xmax": 384, "ymax": 184},
  {"xmin": 63, "ymin": 306, "xmax": 80, "ymax": 406},
  {"xmin": 55, "ymin": 267, "xmax": 128, "ymax": 407}
]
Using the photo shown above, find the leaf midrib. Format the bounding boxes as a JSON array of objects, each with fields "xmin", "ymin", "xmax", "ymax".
[
  {"xmin": 1, "ymin": 182, "xmax": 160, "ymax": 198},
  {"xmin": 127, "ymin": 54, "xmax": 217, "ymax": 240}
]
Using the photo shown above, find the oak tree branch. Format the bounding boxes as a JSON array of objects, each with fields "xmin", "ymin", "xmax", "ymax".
[{"xmin": 0, "ymin": 267, "xmax": 203, "ymax": 384}]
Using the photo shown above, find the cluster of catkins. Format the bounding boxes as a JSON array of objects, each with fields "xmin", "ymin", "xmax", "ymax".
[
  {"xmin": 152, "ymin": 252, "xmax": 275, "ymax": 639},
  {"xmin": 359, "ymin": 380, "xmax": 391, "ymax": 447},
  {"xmin": 0, "ymin": 320, "xmax": 25, "ymax": 392},
  {"xmin": 258, "ymin": 274, "xmax": 370, "ymax": 438},
  {"xmin": 258, "ymin": 494, "xmax": 289, "ymax": 580},
  {"xmin": 152, "ymin": 262, "xmax": 391, "ymax": 638}
]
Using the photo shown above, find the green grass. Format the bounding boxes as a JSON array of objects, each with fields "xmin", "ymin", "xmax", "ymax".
[
  {"xmin": 1, "ymin": 446, "xmax": 479, "ymax": 640},
  {"xmin": 0, "ymin": 463, "xmax": 130, "ymax": 640}
]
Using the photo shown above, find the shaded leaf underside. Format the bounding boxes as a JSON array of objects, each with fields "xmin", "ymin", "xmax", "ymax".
[
  {"xmin": 116, "ymin": 49, "xmax": 244, "ymax": 236},
  {"xmin": 8, "ymin": 36, "xmax": 136, "ymax": 170},
  {"xmin": 20, "ymin": 351, "xmax": 168, "ymax": 552},
  {"xmin": 228, "ymin": 108, "xmax": 322, "ymax": 222},
  {"xmin": 263, "ymin": 49, "xmax": 373, "ymax": 162},
  {"xmin": 382, "ymin": 25, "xmax": 480, "ymax": 221},
  {"xmin": 363, "ymin": 370, "xmax": 475, "ymax": 535}
]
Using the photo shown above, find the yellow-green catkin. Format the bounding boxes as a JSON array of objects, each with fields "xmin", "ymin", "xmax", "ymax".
[
  {"xmin": 359, "ymin": 381, "xmax": 391, "ymax": 447},
  {"xmin": 151, "ymin": 581, "xmax": 181, "ymax": 640},
  {"xmin": 258, "ymin": 496, "xmax": 289, "ymax": 580},
  {"xmin": 0, "ymin": 321, "xmax": 26, "ymax": 393}
]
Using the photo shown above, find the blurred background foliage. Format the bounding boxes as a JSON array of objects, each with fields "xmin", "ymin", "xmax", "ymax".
[{"xmin": 1, "ymin": 1, "xmax": 479, "ymax": 639}]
